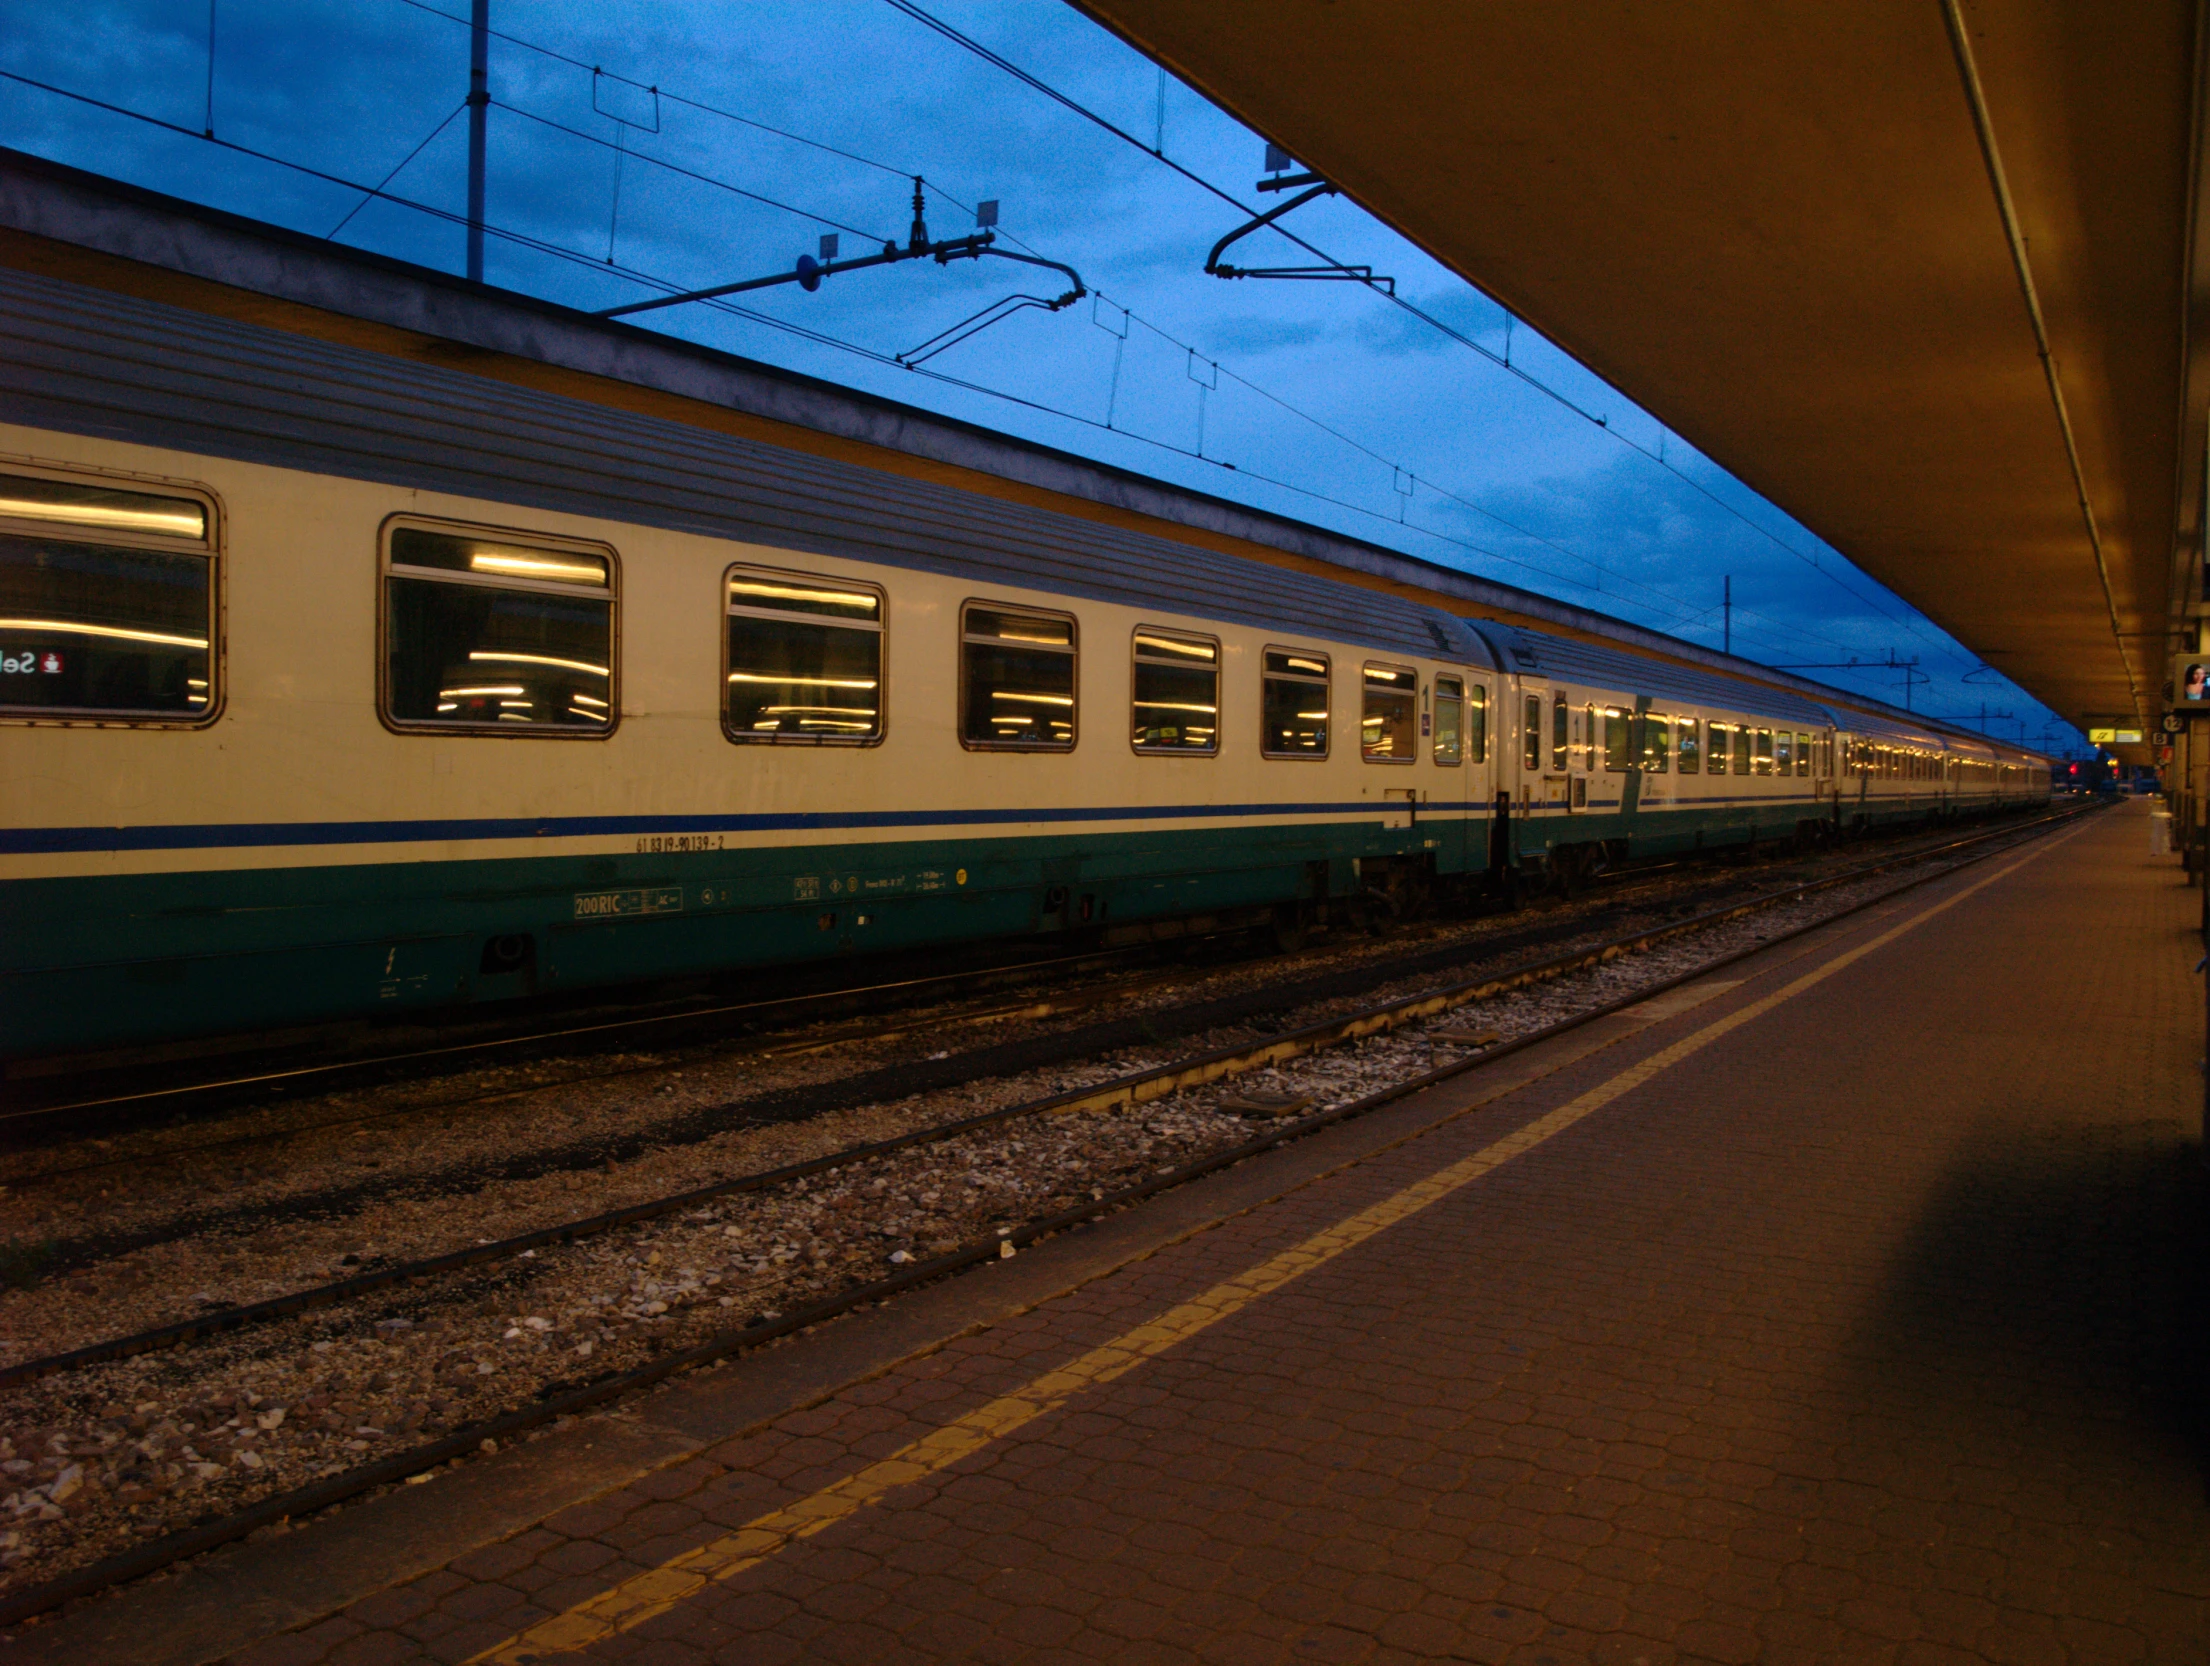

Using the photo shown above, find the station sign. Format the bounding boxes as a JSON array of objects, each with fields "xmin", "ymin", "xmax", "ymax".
[{"xmin": 2086, "ymin": 727, "xmax": 2144, "ymax": 744}]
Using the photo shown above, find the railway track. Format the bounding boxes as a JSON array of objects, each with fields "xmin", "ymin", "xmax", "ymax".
[{"xmin": 0, "ymin": 802, "xmax": 2096, "ymax": 1627}]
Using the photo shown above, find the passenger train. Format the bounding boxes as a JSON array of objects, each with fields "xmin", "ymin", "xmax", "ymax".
[{"xmin": 0, "ymin": 263, "xmax": 2047, "ymax": 1060}]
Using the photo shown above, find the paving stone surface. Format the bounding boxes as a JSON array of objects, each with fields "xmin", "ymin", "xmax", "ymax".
[{"xmin": 216, "ymin": 807, "xmax": 2208, "ymax": 1664}]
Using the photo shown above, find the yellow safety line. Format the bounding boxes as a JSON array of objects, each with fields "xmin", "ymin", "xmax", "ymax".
[{"xmin": 471, "ymin": 830, "xmax": 2076, "ymax": 1664}]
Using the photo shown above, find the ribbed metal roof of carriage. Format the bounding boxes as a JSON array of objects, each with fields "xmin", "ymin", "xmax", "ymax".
[
  {"xmin": 0, "ymin": 267, "xmax": 1493, "ymax": 668},
  {"xmin": 1465, "ymin": 621, "xmax": 1835, "ymax": 725}
]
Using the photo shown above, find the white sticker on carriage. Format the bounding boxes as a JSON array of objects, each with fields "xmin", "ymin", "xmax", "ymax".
[{"xmin": 572, "ymin": 887, "xmax": 683, "ymax": 920}]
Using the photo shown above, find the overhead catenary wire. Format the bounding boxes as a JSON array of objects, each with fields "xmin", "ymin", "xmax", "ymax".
[
  {"xmin": 877, "ymin": 0, "xmax": 1988, "ymax": 673},
  {"xmin": 353, "ymin": 0, "xmax": 1952, "ymax": 668}
]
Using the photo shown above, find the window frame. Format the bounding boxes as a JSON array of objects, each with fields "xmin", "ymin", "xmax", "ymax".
[
  {"xmin": 721, "ymin": 560, "xmax": 887, "ymax": 748},
  {"xmin": 1601, "ymin": 704, "xmax": 1632, "ymax": 773},
  {"xmin": 958, "ymin": 598, "xmax": 1079, "ymax": 753},
  {"xmin": 0, "ymin": 457, "xmax": 225, "ymax": 730},
  {"xmin": 1128, "ymin": 624, "xmax": 1221, "ymax": 757},
  {"xmin": 1360, "ymin": 660, "xmax": 1419, "ymax": 765},
  {"xmin": 1260, "ymin": 644, "xmax": 1332, "ymax": 760},
  {"xmin": 1467, "ymin": 680, "xmax": 1489, "ymax": 765},
  {"xmin": 377, "ymin": 514, "xmax": 621, "ymax": 740},
  {"xmin": 1432, "ymin": 673, "xmax": 1464, "ymax": 768},
  {"xmin": 1677, "ymin": 718, "xmax": 1701, "ymax": 774},
  {"xmin": 1522, "ymin": 692, "xmax": 1541, "ymax": 770}
]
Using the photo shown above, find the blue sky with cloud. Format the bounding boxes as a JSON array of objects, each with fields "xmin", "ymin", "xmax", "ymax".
[{"xmin": 0, "ymin": 0, "xmax": 2079, "ymax": 751}]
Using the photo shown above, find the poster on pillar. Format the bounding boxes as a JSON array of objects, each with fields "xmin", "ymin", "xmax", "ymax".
[{"xmin": 2171, "ymin": 652, "xmax": 2210, "ymax": 709}]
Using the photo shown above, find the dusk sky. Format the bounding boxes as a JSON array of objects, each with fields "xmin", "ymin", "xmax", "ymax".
[{"xmin": 0, "ymin": 0, "xmax": 2081, "ymax": 752}]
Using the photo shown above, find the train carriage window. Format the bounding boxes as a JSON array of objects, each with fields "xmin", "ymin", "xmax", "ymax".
[
  {"xmin": 1734, "ymin": 726, "xmax": 1753, "ymax": 774},
  {"xmin": 1677, "ymin": 719, "xmax": 1701, "ymax": 774},
  {"xmin": 1642, "ymin": 714, "xmax": 1670, "ymax": 773},
  {"xmin": 724, "ymin": 565, "xmax": 884, "ymax": 745},
  {"xmin": 1467, "ymin": 682, "xmax": 1488, "ymax": 764},
  {"xmin": 1432, "ymin": 675, "xmax": 1463, "ymax": 767},
  {"xmin": 1602, "ymin": 706, "xmax": 1632, "ymax": 772},
  {"xmin": 1262, "ymin": 648, "xmax": 1329, "ymax": 757},
  {"xmin": 1130, "ymin": 627, "xmax": 1218, "ymax": 754},
  {"xmin": 1798, "ymin": 734, "xmax": 1812, "ymax": 777},
  {"xmin": 1362, "ymin": 664, "xmax": 1417, "ymax": 761},
  {"xmin": 0, "ymin": 469, "xmax": 218, "ymax": 723},
  {"xmin": 962, "ymin": 603, "xmax": 1076, "ymax": 749},
  {"xmin": 1774, "ymin": 731, "xmax": 1793, "ymax": 775},
  {"xmin": 1708, "ymin": 722, "xmax": 1731, "ymax": 776},
  {"xmin": 1551, "ymin": 690, "xmax": 1568, "ymax": 771},
  {"xmin": 382, "ymin": 520, "xmax": 615, "ymax": 734},
  {"xmin": 1522, "ymin": 693, "xmax": 1541, "ymax": 770},
  {"xmin": 1753, "ymin": 729, "xmax": 1775, "ymax": 775}
]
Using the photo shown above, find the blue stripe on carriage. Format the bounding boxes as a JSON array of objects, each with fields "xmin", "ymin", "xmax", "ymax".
[{"xmin": 0, "ymin": 800, "xmax": 1506, "ymax": 856}]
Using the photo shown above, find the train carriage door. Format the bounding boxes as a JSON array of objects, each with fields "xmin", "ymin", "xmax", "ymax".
[
  {"xmin": 1565, "ymin": 692, "xmax": 1588, "ymax": 812},
  {"xmin": 1548, "ymin": 688, "xmax": 1572, "ymax": 812},
  {"xmin": 1429, "ymin": 673, "xmax": 1469, "ymax": 874}
]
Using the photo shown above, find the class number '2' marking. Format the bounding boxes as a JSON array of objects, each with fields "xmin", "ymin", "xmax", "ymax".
[{"xmin": 573, "ymin": 887, "xmax": 683, "ymax": 920}]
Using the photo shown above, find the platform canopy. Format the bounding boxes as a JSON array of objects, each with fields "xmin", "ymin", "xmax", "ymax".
[{"xmin": 1074, "ymin": 1, "xmax": 2210, "ymax": 753}]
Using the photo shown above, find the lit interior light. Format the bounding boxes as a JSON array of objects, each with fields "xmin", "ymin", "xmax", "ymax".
[
  {"xmin": 729, "ymin": 579, "xmax": 878, "ymax": 611},
  {"xmin": 468, "ymin": 651, "xmax": 609, "ymax": 676},
  {"xmin": 727, "ymin": 674, "xmax": 877, "ymax": 688},
  {"xmin": 1282, "ymin": 657, "xmax": 1326, "ymax": 674},
  {"xmin": 569, "ymin": 693, "xmax": 609, "ymax": 709},
  {"xmin": 991, "ymin": 692, "xmax": 1074, "ymax": 706},
  {"xmin": 567, "ymin": 705, "xmax": 607, "ymax": 722},
  {"xmin": 186, "ymin": 677, "xmax": 208, "ymax": 689},
  {"xmin": 439, "ymin": 684, "xmax": 525, "ymax": 698},
  {"xmin": 1296, "ymin": 710, "xmax": 1328, "ymax": 720},
  {"xmin": 763, "ymin": 705, "xmax": 877, "ymax": 717},
  {"xmin": 498, "ymin": 699, "xmax": 534, "ymax": 710},
  {"xmin": 1134, "ymin": 635, "xmax": 1214, "ymax": 659},
  {"xmin": 498, "ymin": 712, "xmax": 533, "ymax": 722},
  {"xmin": 437, "ymin": 702, "xmax": 459, "ymax": 712},
  {"xmin": 1132, "ymin": 701, "xmax": 1218, "ymax": 714},
  {"xmin": 467, "ymin": 550, "xmax": 608, "ymax": 584},
  {"xmin": 0, "ymin": 617, "xmax": 208, "ymax": 648},
  {"xmin": 797, "ymin": 719, "xmax": 872, "ymax": 731},
  {"xmin": 0, "ymin": 490, "xmax": 204, "ymax": 538}
]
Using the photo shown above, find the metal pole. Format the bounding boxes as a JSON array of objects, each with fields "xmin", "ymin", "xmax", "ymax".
[
  {"xmin": 1722, "ymin": 575, "xmax": 1730, "ymax": 656},
  {"xmin": 466, "ymin": 0, "xmax": 488, "ymax": 283}
]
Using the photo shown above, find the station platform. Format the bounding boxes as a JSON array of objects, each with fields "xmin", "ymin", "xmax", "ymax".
[{"xmin": 26, "ymin": 800, "xmax": 2208, "ymax": 1666}]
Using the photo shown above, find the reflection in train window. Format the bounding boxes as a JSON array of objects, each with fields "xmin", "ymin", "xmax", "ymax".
[
  {"xmin": 1262, "ymin": 648, "xmax": 1330, "ymax": 757},
  {"xmin": 1601, "ymin": 706, "xmax": 1632, "ymax": 772},
  {"xmin": 383, "ymin": 521, "xmax": 616, "ymax": 735},
  {"xmin": 1734, "ymin": 726, "xmax": 1753, "ymax": 774},
  {"xmin": 724, "ymin": 565, "xmax": 883, "ymax": 745},
  {"xmin": 1130, "ymin": 628, "xmax": 1218, "ymax": 753},
  {"xmin": 1467, "ymin": 682, "xmax": 1488, "ymax": 764},
  {"xmin": 1362, "ymin": 663, "xmax": 1417, "ymax": 761},
  {"xmin": 1432, "ymin": 675, "xmax": 1463, "ymax": 767},
  {"xmin": 962, "ymin": 603, "xmax": 1076, "ymax": 750},
  {"xmin": 1551, "ymin": 690, "xmax": 1568, "ymax": 771},
  {"xmin": 1642, "ymin": 714, "xmax": 1670, "ymax": 773},
  {"xmin": 0, "ymin": 469, "xmax": 217, "ymax": 723},
  {"xmin": 1774, "ymin": 731, "xmax": 1794, "ymax": 775},
  {"xmin": 1797, "ymin": 733, "xmax": 1813, "ymax": 777},
  {"xmin": 1522, "ymin": 693, "xmax": 1541, "ymax": 770},
  {"xmin": 1708, "ymin": 722, "xmax": 1732, "ymax": 775},
  {"xmin": 1677, "ymin": 718, "xmax": 1701, "ymax": 774}
]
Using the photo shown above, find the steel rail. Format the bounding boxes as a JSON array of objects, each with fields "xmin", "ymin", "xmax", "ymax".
[{"xmin": 0, "ymin": 805, "xmax": 2088, "ymax": 1392}]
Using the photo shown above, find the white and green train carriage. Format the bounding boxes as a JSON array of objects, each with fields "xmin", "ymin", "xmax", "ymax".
[{"xmin": 0, "ymin": 257, "xmax": 2047, "ymax": 1061}]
